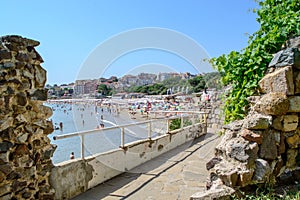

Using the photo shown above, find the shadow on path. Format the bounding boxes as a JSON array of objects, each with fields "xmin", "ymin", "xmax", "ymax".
[{"xmin": 72, "ymin": 132, "xmax": 218, "ymax": 200}]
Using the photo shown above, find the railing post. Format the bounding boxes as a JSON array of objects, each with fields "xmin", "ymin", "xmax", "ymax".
[
  {"xmin": 148, "ymin": 121, "xmax": 152, "ymax": 139},
  {"xmin": 166, "ymin": 119, "xmax": 170, "ymax": 133},
  {"xmin": 200, "ymin": 113, "xmax": 202, "ymax": 124},
  {"xmin": 81, "ymin": 135, "xmax": 85, "ymax": 159},
  {"xmin": 121, "ymin": 127, "xmax": 125, "ymax": 148},
  {"xmin": 204, "ymin": 113, "xmax": 208, "ymax": 133},
  {"xmin": 181, "ymin": 114, "xmax": 184, "ymax": 130},
  {"xmin": 192, "ymin": 113, "xmax": 195, "ymax": 127}
]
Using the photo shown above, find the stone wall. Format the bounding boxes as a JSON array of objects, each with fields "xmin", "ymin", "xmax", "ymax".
[
  {"xmin": 0, "ymin": 36, "xmax": 56, "ymax": 199},
  {"xmin": 199, "ymin": 90, "xmax": 225, "ymax": 132},
  {"xmin": 192, "ymin": 36, "xmax": 300, "ymax": 199}
]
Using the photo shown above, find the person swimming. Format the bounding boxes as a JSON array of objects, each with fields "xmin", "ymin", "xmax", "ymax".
[{"xmin": 70, "ymin": 152, "xmax": 74, "ymax": 159}]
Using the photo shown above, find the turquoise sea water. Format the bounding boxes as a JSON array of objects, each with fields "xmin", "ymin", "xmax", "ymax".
[{"xmin": 46, "ymin": 102, "xmax": 149, "ymax": 164}]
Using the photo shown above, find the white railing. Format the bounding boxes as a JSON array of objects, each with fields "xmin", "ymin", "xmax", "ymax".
[{"xmin": 53, "ymin": 111, "xmax": 208, "ymax": 159}]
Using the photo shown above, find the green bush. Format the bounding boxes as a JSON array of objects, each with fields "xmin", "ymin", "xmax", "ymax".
[
  {"xmin": 169, "ymin": 118, "xmax": 181, "ymax": 131},
  {"xmin": 212, "ymin": 0, "xmax": 300, "ymax": 123}
]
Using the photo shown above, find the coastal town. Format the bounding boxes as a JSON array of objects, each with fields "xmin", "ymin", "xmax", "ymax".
[{"xmin": 46, "ymin": 72, "xmax": 221, "ymax": 99}]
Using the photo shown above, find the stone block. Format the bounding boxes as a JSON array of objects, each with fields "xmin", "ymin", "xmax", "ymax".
[
  {"xmin": 0, "ymin": 163, "xmax": 13, "ymax": 176},
  {"xmin": 243, "ymin": 114, "xmax": 271, "ymax": 130},
  {"xmin": 268, "ymin": 48, "xmax": 299, "ymax": 69},
  {"xmin": 286, "ymin": 133, "xmax": 300, "ymax": 148},
  {"xmin": 222, "ymin": 120, "xmax": 243, "ymax": 131},
  {"xmin": 14, "ymin": 144, "xmax": 30, "ymax": 157},
  {"xmin": 16, "ymin": 53, "xmax": 30, "ymax": 62},
  {"xmin": 237, "ymin": 169, "xmax": 254, "ymax": 187},
  {"xmin": 294, "ymin": 48, "xmax": 300, "ymax": 69},
  {"xmin": 278, "ymin": 133, "xmax": 286, "ymax": 155},
  {"xmin": 0, "ymin": 50, "xmax": 12, "ymax": 61},
  {"xmin": 0, "ymin": 152, "xmax": 9, "ymax": 164},
  {"xmin": 190, "ymin": 185, "xmax": 235, "ymax": 200},
  {"xmin": 286, "ymin": 149, "xmax": 298, "ymax": 169},
  {"xmin": 0, "ymin": 141, "xmax": 13, "ymax": 153},
  {"xmin": 277, "ymin": 169, "xmax": 294, "ymax": 186},
  {"xmin": 215, "ymin": 109, "xmax": 221, "ymax": 115},
  {"xmin": 273, "ymin": 115, "xmax": 298, "ymax": 132},
  {"xmin": 288, "ymin": 96, "xmax": 300, "ymax": 112},
  {"xmin": 35, "ymin": 65, "xmax": 46, "ymax": 88},
  {"xmin": 206, "ymin": 157, "xmax": 222, "ymax": 170},
  {"xmin": 3, "ymin": 62, "xmax": 15, "ymax": 69},
  {"xmin": 21, "ymin": 191, "xmax": 32, "ymax": 199},
  {"xmin": 284, "ymin": 36, "xmax": 300, "ymax": 49},
  {"xmin": 1, "ymin": 35, "xmax": 40, "ymax": 47},
  {"xmin": 219, "ymin": 170, "xmax": 239, "ymax": 187},
  {"xmin": 259, "ymin": 66, "xmax": 294, "ymax": 95},
  {"xmin": 14, "ymin": 92, "xmax": 27, "ymax": 107},
  {"xmin": 29, "ymin": 88, "xmax": 48, "ymax": 101},
  {"xmin": 6, "ymin": 171, "xmax": 21, "ymax": 180},
  {"xmin": 12, "ymin": 180, "xmax": 27, "ymax": 192},
  {"xmin": 33, "ymin": 104, "xmax": 52, "ymax": 119},
  {"xmin": 253, "ymin": 159, "xmax": 271, "ymax": 183},
  {"xmin": 42, "ymin": 144, "xmax": 57, "ymax": 160},
  {"xmin": 254, "ymin": 93, "xmax": 289, "ymax": 116},
  {"xmin": 259, "ymin": 129, "xmax": 278, "ymax": 160},
  {"xmin": 16, "ymin": 132, "xmax": 29, "ymax": 143},
  {"xmin": 273, "ymin": 158, "xmax": 284, "ymax": 177},
  {"xmin": 228, "ymin": 141, "xmax": 249, "ymax": 162},
  {"xmin": 293, "ymin": 70, "xmax": 300, "ymax": 94},
  {"xmin": 240, "ymin": 129, "xmax": 263, "ymax": 144},
  {"xmin": 237, "ymin": 143, "xmax": 255, "ymax": 169},
  {"xmin": 292, "ymin": 168, "xmax": 300, "ymax": 181},
  {"xmin": 0, "ymin": 185, "xmax": 10, "ymax": 197}
]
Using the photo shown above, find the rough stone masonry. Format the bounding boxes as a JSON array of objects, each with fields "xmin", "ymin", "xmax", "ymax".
[
  {"xmin": 0, "ymin": 36, "xmax": 56, "ymax": 200},
  {"xmin": 191, "ymin": 36, "xmax": 300, "ymax": 199}
]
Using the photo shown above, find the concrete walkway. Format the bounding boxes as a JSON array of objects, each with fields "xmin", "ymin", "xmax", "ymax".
[{"xmin": 72, "ymin": 132, "xmax": 220, "ymax": 200}]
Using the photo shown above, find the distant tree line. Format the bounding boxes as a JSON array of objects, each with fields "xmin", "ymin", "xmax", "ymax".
[{"xmin": 124, "ymin": 72, "xmax": 222, "ymax": 95}]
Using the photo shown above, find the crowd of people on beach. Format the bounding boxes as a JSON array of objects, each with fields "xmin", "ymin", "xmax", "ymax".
[
  {"xmin": 47, "ymin": 90, "xmax": 216, "ymax": 160},
  {"xmin": 47, "ymin": 91, "xmax": 213, "ymax": 130}
]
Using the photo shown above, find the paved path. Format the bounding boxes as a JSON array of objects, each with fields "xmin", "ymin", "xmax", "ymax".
[{"xmin": 72, "ymin": 132, "xmax": 220, "ymax": 200}]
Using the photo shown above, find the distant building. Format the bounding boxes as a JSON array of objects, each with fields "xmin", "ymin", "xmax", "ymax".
[
  {"xmin": 137, "ymin": 73, "xmax": 157, "ymax": 85},
  {"xmin": 157, "ymin": 72, "xmax": 179, "ymax": 82},
  {"xmin": 180, "ymin": 72, "xmax": 196, "ymax": 79},
  {"xmin": 74, "ymin": 79, "xmax": 98, "ymax": 95},
  {"xmin": 71, "ymin": 72, "xmax": 197, "ymax": 96},
  {"xmin": 99, "ymin": 76, "xmax": 118, "ymax": 83},
  {"xmin": 119, "ymin": 75, "xmax": 138, "ymax": 87},
  {"xmin": 118, "ymin": 73, "xmax": 157, "ymax": 88}
]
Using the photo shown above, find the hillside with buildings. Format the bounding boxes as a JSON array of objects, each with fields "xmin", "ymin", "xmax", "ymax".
[{"xmin": 46, "ymin": 72, "xmax": 221, "ymax": 99}]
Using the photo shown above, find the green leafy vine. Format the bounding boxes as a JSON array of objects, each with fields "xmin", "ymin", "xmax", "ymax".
[{"xmin": 211, "ymin": 0, "xmax": 300, "ymax": 123}]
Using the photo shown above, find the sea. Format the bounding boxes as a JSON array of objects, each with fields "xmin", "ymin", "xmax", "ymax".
[{"xmin": 46, "ymin": 101, "xmax": 152, "ymax": 164}]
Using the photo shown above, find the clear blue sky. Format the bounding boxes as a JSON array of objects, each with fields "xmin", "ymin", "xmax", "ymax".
[{"xmin": 1, "ymin": 0, "xmax": 259, "ymax": 85}]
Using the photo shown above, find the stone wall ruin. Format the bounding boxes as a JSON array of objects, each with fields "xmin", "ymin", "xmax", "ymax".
[
  {"xmin": 191, "ymin": 36, "xmax": 300, "ymax": 199},
  {"xmin": 0, "ymin": 36, "xmax": 56, "ymax": 200}
]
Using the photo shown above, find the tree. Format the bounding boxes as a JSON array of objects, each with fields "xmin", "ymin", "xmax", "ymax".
[
  {"xmin": 202, "ymin": 72, "xmax": 223, "ymax": 90},
  {"xmin": 212, "ymin": 0, "xmax": 300, "ymax": 123},
  {"xmin": 188, "ymin": 75, "xmax": 206, "ymax": 93},
  {"xmin": 126, "ymin": 83, "xmax": 167, "ymax": 95},
  {"xmin": 98, "ymin": 84, "xmax": 112, "ymax": 96}
]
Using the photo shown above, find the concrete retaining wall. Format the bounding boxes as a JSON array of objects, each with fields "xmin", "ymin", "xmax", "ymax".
[{"xmin": 50, "ymin": 124, "xmax": 205, "ymax": 200}]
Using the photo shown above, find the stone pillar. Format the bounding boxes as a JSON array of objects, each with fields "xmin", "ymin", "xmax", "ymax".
[{"xmin": 0, "ymin": 36, "xmax": 56, "ymax": 200}]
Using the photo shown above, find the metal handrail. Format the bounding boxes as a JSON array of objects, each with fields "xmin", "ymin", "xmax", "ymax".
[
  {"xmin": 53, "ymin": 111, "xmax": 208, "ymax": 159},
  {"xmin": 53, "ymin": 118, "xmax": 161, "ymax": 140}
]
